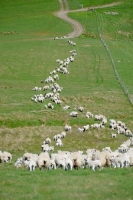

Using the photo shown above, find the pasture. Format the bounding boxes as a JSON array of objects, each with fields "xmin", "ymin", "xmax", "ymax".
[{"xmin": 0, "ymin": 0, "xmax": 133, "ymax": 199}]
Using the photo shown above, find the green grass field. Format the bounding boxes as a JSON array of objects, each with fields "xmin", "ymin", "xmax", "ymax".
[{"xmin": 0, "ymin": 0, "xmax": 133, "ymax": 199}]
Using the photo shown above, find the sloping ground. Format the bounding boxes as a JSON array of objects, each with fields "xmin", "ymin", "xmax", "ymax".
[{"xmin": 55, "ymin": 0, "xmax": 121, "ymax": 38}]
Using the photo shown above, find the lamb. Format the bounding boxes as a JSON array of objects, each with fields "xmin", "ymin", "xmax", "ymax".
[
  {"xmin": 23, "ymin": 153, "xmax": 38, "ymax": 167},
  {"xmin": 14, "ymin": 157, "xmax": 23, "ymax": 168},
  {"xmin": 110, "ymin": 153, "xmax": 130, "ymax": 168},
  {"xmin": 24, "ymin": 159, "xmax": 37, "ymax": 171},
  {"xmin": 65, "ymin": 158, "xmax": 73, "ymax": 170},
  {"xmin": 85, "ymin": 157, "xmax": 102, "ymax": 171}
]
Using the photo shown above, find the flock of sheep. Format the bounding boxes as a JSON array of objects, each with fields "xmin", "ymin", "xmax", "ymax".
[
  {"xmin": 1, "ymin": 112, "xmax": 133, "ymax": 172},
  {"xmin": 31, "ymin": 39, "xmax": 77, "ymax": 108},
  {"xmin": 1, "ymin": 39, "xmax": 133, "ymax": 173}
]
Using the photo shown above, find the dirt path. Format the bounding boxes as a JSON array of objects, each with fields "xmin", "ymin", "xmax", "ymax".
[{"xmin": 55, "ymin": 0, "xmax": 121, "ymax": 38}]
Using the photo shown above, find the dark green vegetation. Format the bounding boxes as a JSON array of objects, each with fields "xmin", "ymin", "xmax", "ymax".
[{"xmin": 0, "ymin": 0, "xmax": 133, "ymax": 199}]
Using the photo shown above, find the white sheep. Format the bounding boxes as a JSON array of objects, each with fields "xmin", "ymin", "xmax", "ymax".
[
  {"xmin": 85, "ymin": 157, "xmax": 102, "ymax": 171},
  {"xmin": 86, "ymin": 111, "xmax": 94, "ymax": 118},
  {"xmin": 70, "ymin": 111, "xmax": 78, "ymax": 117},
  {"xmin": 65, "ymin": 158, "xmax": 73, "ymax": 170},
  {"xmin": 24, "ymin": 159, "xmax": 37, "ymax": 171},
  {"xmin": 111, "ymin": 133, "xmax": 117, "ymax": 138},
  {"xmin": 14, "ymin": 157, "xmax": 23, "ymax": 168},
  {"xmin": 60, "ymin": 131, "xmax": 66, "ymax": 138},
  {"xmin": 83, "ymin": 124, "xmax": 89, "ymax": 131},
  {"xmin": 110, "ymin": 153, "xmax": 130, "ymax": 168},
  {"xmin": 37, "ymin": 152, "xmax": 50, "ymax": 170},
  {"xmin": 64, "ymin": 124, "xmax": 72, "ymax": 131},
  {"xmin": 1, "ymin": 151, "xmax": 12, "ymax": 162},
  {"xmin": 77, "ymin": 127, "xmax": 85, "ymax": 132},
  {"xmin": 63, "ymin": 105, "xmax": 70, "ymax": 110},
  {"xmin": 78, "ymin": 106, "xmax": 84, "ymax": 112}
]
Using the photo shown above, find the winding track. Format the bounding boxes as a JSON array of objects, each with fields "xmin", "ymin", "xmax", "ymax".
[{"xmin": 55, "ymin": 0, "xmax": 121, "ymax": 38}]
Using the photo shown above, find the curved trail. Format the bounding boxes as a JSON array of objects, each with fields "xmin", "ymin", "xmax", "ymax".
[{"xmin": 55, "ymin": 0, "xmax": 121, "ymax": 38}]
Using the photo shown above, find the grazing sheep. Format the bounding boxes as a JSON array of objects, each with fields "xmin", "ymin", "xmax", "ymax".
[
  {"xmin": 43, "ymin": 85, "xmax": 49, "ymax": 90},
  {"xmin": 78, "ymin": 106, "xmax": 84, "ymax": 112},
  {"xmin": 86, "ymin": 111, "xmax": 94, "ymax": 118},
  {"xmin": 70, "ymin": 111, "xmax": 78, "ymax": 117},
  {"xmin": 111, "ymin": 133, "xmax": 117, "ymax": 138},
  {"xmin": 47, "ymin": 103, "xmax": 54, "ymax": 109},
  {"xmin": 125, "ymin": 129, "xmax": 133, "ymax": 137},
  {"xmin": 63, "ymin": 105, "xmax": 70, "ymax": 110},
  {"xmin": 77, "ymin": 127, "xmax": 85, "ymax": 132},
  {"xmin": 64, "ymin": 124, "xmax": 72, "ymax": 131}
]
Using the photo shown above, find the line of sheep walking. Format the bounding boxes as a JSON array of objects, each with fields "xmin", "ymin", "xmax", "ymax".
[{"xmin": 31, "ymin": 39, "xmax": 77, "ymax": 110}]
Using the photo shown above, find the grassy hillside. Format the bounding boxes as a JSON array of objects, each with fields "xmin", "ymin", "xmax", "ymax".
[
  {"xmin": 67, "ymin": 0, "xmax": 130, "ymax": 9},
  {"xmin": 0, "ymin": 0, "xmax": 133, "ymax": 199}
]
